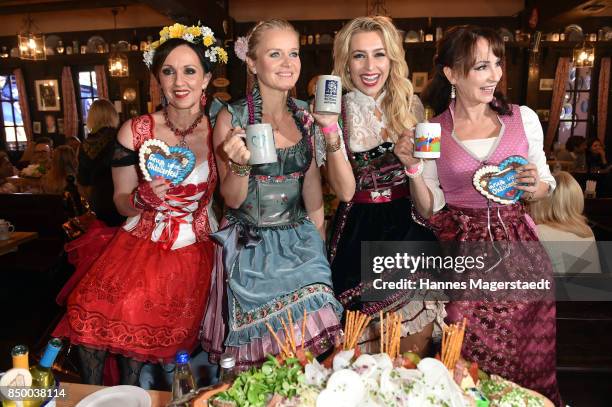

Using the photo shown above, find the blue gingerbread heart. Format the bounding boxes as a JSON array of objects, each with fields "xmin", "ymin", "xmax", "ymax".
[
  {"xmin": 143, "ymin": 143, "xmax": 196, "ymax": 184},
  {"xmin": 473, "ymin": 155, "xmax": 528, "ymax": 204}
]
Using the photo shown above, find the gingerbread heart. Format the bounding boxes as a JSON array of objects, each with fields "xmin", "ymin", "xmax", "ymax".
[
  {"xmin": 472, "ymin": 155, "xmax": 529, "ymax": 204},
  {"xmin": 138, "ymin": 139, "xmax": 196, "ymax": 184}
]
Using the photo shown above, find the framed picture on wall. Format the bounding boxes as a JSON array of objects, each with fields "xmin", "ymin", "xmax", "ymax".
[
  {"xmin": 33, "ymin": 121, "xmax": 41, "ymax": 134},
  {"xmin": 412, "ymin": 72, "xmax": 428, "ymax": 93},
  {"xmin": 45, "ymin": 114, "xmax": 57, "ymax": 134},
  {"xmin": 35, "ymin": 79, "xmax": 61, "ymax": 111},
  {"xmin": 536, "ymin": 109, "xmax": 550, "ymax": 122},
  {"xmin": 539, "ymin": 78, "xmax": 554, "ymax": 91}
]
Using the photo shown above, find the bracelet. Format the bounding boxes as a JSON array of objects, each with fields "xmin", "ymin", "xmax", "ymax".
[
  {"xmin": 325, "ymin": 136, "xmax": 342, "ymax": 153},
  {"xmin": 523, "ymin": 191, "xmax": 536, "ymax": 202},
  {"xmin": 404, "ymin": 160, "xmax": 424, "ymax": 178},
  {"xmin": 229, "ymin": 160, "xmax": 252, "ymax": 177},
  {"xmin": 321, "ymin": 123, "xmax": 339, "ymax": 136}
]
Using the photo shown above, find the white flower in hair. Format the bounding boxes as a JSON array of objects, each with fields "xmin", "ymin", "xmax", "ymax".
[
  {"xmin": 182, "ymin": 33, "xmax": 194, "ymax": 42},
  {"xmin": 234, "ymin": 36, "xmax": 249, "ymax": 62},
  {"xmin": 143, "ymin": 50, "xmax": 154, "ymax": 67},
  {"xmin": 200, "ymin": 26, "xmax": 214, "ymax": 39},
  {"xmin": 205, "ymin": 49, "xmax": 217, "ymax": 63}
]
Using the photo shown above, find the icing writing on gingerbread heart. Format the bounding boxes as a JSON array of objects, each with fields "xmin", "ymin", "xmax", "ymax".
[
  {"xmin": 472, "ymin": 155, "xmax": 528, "ymax": 205},
  {"xmin": 138, "ymin": 139, "xmax": 196, "ymax": 184}
]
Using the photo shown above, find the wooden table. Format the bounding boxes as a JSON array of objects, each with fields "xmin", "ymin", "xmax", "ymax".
[
  {"xmin": 57, "ymin": 382, "xmax": 171, "ymax": 406},
  {"xmin": 0, "ymin": 231, "xmax": 38, "ymax": 256}
]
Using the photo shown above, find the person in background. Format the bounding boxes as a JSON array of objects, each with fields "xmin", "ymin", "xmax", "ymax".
[
  {"xmin": 78, "ymin": 99, "xmax": 124, "ymax": 226},
  {"xmin": 40, "ymin": 145, "xmax": 78, "ymax": 194},
  {"xmin": 0, "ymin": 149, "xmax": 17, "ymax": 193},
  {"xmin": 325, "ymin": 16, "xmax": 445, "ymax": 356},
  {"xmin": 53, "ymin": 23, "xmax": 223, "ymax": 385},
  {"xmin": 17, "ymin": 137, "xmax": 54, "ymax": 171},
  {"xmin": 66, "ymin": 136, "xmax": 82, "ymax": 155},
  {"xmin": 205, "ymin": 18, "xmax": 343, "ymax": 369},
  {"xmin": 556, "ymin": 135, "xmax": 586, "ymax": 171},
  {"xmin": 530, "ymin": 171, "xmax": 601, "ymax": 274},
  {"xmin": 419, "ymin": 25, "xmax": 561, "ymax": 404},
  {"xmin": 586, "ymin": 137, "xmax": 609, "ymax": 172}
]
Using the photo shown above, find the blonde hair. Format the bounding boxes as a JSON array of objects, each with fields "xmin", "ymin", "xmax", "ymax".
[
  {"xmin": 86, "ymin": 99, "xmax": 119, "ymax": 132},
  {"xmin": 530, "ymin": 171, "xmax": 593, "ymax": 238},
  {"xmin": 246, "ymin": 19, "xmax": 299, "ymax": 61},
  {"xmin": 333, "ymin": 16, "xmax": 416, "ymax": 138},
  {"xmin": 42, "ymin": 145, "xmax": 77, "ymax": 194}
]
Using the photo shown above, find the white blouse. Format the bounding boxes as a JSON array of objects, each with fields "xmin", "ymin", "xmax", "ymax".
[
  {"xmin": 314, "ymin": 89, "xmax": 424, "ymax": 166},
  {"xmin": 424, "ymin": 105, "xmax": 556, "ymax": 213}
]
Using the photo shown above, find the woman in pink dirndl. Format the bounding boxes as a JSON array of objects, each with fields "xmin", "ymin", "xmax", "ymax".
[{"xmin": 401, "ymin": 26, "xmax": 562, "ymax": 404}]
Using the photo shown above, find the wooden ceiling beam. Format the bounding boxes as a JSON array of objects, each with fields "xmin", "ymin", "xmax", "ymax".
[
  {"xmin": 0, "ymin": 0, "xmax": 137, "ymax": 15},
  {"xmin": 139, "ymin": 0, "xmax": 229, "ymax": 36}
]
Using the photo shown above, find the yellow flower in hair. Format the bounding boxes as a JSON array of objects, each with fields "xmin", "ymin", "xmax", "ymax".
[
  {"xmin": 159, "ymin": 37, "xmax": 166, "ymax": 45},
  {"xmin": 203, "ymin": 35, "xmax": 214, "ymax": 47},
  {"xmin": 216, "ymin": 47, "xmax": 228, "ymax": 64},
  {"xmin": 169, "ymin": 23, "xmax": 185, "ymax": 39},
  {"xmin": 149, "ymin": 40, "xmax": 160, "ymax": 50},
  {"xmin": 159, "ymin": 27, "xmax": 170, "ymax": 40},
  {"xmin": 188, "ymin": 26, "xmax": 202, "ymax": 37}
]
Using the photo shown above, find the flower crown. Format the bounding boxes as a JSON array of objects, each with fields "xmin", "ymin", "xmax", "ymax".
[{"xmin": 143, "ymin": 22, "xmax": 228, "ymax": 68}]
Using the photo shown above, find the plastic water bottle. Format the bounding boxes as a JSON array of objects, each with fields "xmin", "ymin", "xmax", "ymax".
[{"xmin": 171, "ymin": 351, "xmax": 196, "ymax": 403}]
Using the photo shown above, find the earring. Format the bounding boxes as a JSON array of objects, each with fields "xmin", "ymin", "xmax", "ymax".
[
  {"xmin": 161, "ymin": 94, "xmax": 168, "ymax": 107},
  {"xmin": 450, "ymin": 84, "xmax": 456, "ymax": 99},
  {"xmin": 200, "ymin": 92, "xmax": 207, "ymax": 109}
]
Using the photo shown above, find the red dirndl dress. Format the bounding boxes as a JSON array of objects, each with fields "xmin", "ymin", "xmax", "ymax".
[{"xmin": 53, "ymin": 114, "xmax": 218, "ymax": 363}]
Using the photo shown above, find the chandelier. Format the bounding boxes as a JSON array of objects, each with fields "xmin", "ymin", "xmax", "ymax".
[
  {"xmin": 108, "ymin": 9, "xmax": 129, "ymax": 77},
  {"xmin": 18, "ymin": 16, "xmax": 46, "ymax": 60}
]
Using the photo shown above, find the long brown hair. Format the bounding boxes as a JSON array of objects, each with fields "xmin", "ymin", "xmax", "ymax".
[
  {"xmin": 529, "ymin": 171, "xmax": 593, "ymax": 238},
  {"xmin": 42, "ymin": 145, "xmax": 77, "ymax": 194},
  {"xmin": 421, "ymin": 25, "xmax": 511, "ymax": 117},
  {"xmin": 333, "ymin": 16, "xmax": 416, "ymax": 138}
]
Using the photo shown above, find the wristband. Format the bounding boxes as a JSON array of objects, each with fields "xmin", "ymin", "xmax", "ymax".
[
  {"xmin": 404, "ymin": 160, "xmax": 424, "ymax": 178},
  {"xmin": 321, "ymin": 123, "xmax": 339, "ymax": 136}
]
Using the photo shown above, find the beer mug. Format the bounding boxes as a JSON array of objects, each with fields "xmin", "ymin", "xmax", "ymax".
[
  {"xmin": 0, "ymin": 219, "xmax": 15, "ymax": 240},
  {"xmin": 413, "ymin": 123, "xmax": 441, "ymax": 159},
  {"xmin": 315, "ymin": 75, "xmax": 342, "ymax": 115},
  {"xmin": 245, "ymin": 124, "xmax": 278, "ymax": 165}
]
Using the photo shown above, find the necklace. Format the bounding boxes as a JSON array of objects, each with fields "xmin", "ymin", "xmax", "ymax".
[{"xmin": 163, "ymin": 107, "xmax": 204, "ymax": 147}]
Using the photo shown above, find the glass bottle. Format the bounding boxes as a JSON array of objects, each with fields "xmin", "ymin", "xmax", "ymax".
[
  {"xmin": 219, "ymin": 353, "xmax": 237, "ymax": 384},
  {"xmin": 29, "ymin": 338, "xmax": 62, "ymax": 391},
  {"xmin": 172, "ymin": 351, "xmax": 196, "ymax": 402}
]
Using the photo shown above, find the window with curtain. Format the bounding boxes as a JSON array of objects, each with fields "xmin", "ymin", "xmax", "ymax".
[
  {"xmin": 77, "ymin": 70, "xmax": 98, "ymax": 136},
  {"xmin": 0, "ymin": 74, "xmax": 26, "ymax": 150},
  {"xmin": 558, "ymin": 65, "xmax": 592, "ymax": 145}
]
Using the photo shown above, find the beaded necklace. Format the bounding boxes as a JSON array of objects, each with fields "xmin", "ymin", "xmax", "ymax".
[{"xmin": 163, "ymin": 107, "xmax": 204, "ymax": 147}]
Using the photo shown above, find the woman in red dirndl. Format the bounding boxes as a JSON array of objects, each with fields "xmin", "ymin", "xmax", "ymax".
[{"xmin": 53, "ymin": 26, "xmax": 225, "ymax": 385}]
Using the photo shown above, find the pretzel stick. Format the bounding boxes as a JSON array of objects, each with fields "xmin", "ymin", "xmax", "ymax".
[
  {"xmin": 287, "ymin": 309, "xmax": 296, "ymax": 352},
  {"xmin": 355, "ymin": 314, "xmax": 371, "ymax": 349},
  {"xmin": 394, "ymin": 314, "xmax": 401, "ymax": 358},
  {"xmin": 279, "ymin": 317, "xmax": 294, "ymax": 353},
  {"xmin": 348, "ymin": 311, "xmax": 356, "ymax": 349},
  {"xmin": 379, "ymin": 311, "xmax": 385, "ymax": 353},
  {"xmin": 266, "ymin": 322, "xmax": 290, "ymax": 357},
  {"xmin": 349, "ymin": 313, "xmax": 362, "ymax": 349},
  {"xmin": 349, "ymin": 313, "xmax": 369, "ymax": 349},
  {"xmin": 301, "ymin": 309, "xmax": 307, "ymax": 349}
]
